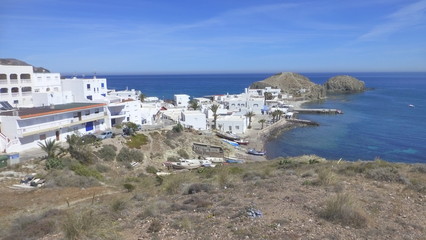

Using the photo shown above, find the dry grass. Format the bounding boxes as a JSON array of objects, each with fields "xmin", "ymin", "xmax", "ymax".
[{"xmin": 319, "ymin": 193, "xmax": 369, "ymax": 228}]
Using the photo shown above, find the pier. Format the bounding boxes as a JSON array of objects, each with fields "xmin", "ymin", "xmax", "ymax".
[
  {"xmin": 293, "ymin": 108, "xmax": 343, "ymax": 114},
  {"xmin": 288, "ymin": 119, "xmax": 320, "ymax": 126}
]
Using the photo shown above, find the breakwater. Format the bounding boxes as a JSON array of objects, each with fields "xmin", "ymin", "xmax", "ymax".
[{"xmin": 294, "ymin": 108, "xmax": 343, "ymax": 114}]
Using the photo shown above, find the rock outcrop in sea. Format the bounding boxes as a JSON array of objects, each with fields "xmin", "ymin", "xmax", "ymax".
[
  {"xmin": 324, "ymin": 75, "xmax": 366, "ymax": 93},
  {"xmin": 250, "ymin": 72, "xmax": 326, "ymax": 100}
]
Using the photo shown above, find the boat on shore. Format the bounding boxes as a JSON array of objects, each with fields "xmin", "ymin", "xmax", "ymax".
[
  {"xmin": 216, "ymin": 131, "xmax": 241, "ymax": 141},
  {"xmin": 247, "ymin": 149, "xmax": 266, "ymax": 156},
  {"xmin": 235, "ymin": 139, "xmax": 249, "ymax": 145},
  {"xmin": 225, "ymin": 157, "xmax": 244, "ymax": 164}
]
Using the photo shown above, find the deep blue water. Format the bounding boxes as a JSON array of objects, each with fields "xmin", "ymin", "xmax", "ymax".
[{"xmin": 102, "ymin": 72, "xmax": 426, "ymax": 163}]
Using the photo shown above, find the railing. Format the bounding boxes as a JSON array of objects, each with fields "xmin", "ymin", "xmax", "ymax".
[
  {"xmin": 12, "ymin": 93, "xmax": 19, "ymax": 97},
  {"xmin": 10, "ymin": 80, "xmax": 18, "ymax": 84},
  {"xmin": 110, "ymin": 111, "xmax": 126, "ymax": 116},
  {"xmin": 21, "ymin": 79, "xmax": 32, "ymax": 83},
  {"xmin": 17, "ymin": 113, "xmax": 106, "ymax": 136},
  {"xmin": 0, "ymin": 80, "xmax": 7, "ymax": 84},
  {"xmin": 22, "ymin": 92, "xmax": 32, "ymax": 96}
]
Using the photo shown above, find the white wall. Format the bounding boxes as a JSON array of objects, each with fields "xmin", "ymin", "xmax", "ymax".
[{"xmin": 181, "ymin": 111, "xmax": 207, "ymax": 130}]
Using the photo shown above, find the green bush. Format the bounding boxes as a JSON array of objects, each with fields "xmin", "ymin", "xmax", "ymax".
[
  {"xmin": 126, "ymin": 134, "xmax": 149, "ymax": 149},
  {"xmin": 96, "ymin": 144, "xmax": 117, "ymax": 161},
  {"xmin": 177, "ymin": 149, "xmax": 189, "ymax": 159},
  {"xmin": 70, "ymin": 163, "xmax": 103, "ymax": 180},
  {"xmin": 45, "ymin": 158, "xmax": 64, "ymax": 170},
  {"xmin": 146, "ymin": 166, "xmax": 158, "ymax": 174},
  {"xmin": 116, "ymin": 147, "xmax": 144, "ymax": 163},
  {"xmin": 172, "ymin": 123, "xmax": 183, "ymax": 133},
  {"xmin": 123, "ymin": 183, "xmax": 135, "ymax": 192},
  {"xmin": 70, "ymin": 145, "xmax": 96, "ymax": 165}
]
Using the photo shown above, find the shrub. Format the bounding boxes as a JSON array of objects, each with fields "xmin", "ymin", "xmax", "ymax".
[
  {"xmin": 146, "ymin": 166, "xmax": 158, "ymax": 174},
  {"xmin": 62, "ymin": 210, "xmax": 97, "ymax": 239},
  {"xmin": 111, "ymin": 199, "xmax": 127, "ymax": 212},
  {"xmin": 95, "ymin": 163, "xmax": 111, "ymax": 173},
  {"xmin": 70, "ymin": 163, "xmax": 103, "ymax": 180},
  {"xmin": 319, "ymin": 193, "xmax": 368, "ymax": 228},
  {"xmin": 116, "ymin": 147, "xmax": 144, "ymax": 163},
  {"xmin": 4, "ymin": 209, "xmax": 64, "ymax": 240},
  {"xmin": 147, "ymin": 219, "xmax": 162, "ymax": 233},
  {"xmin": 126, "ymin": 134, "xmax": 149, "ymax": 149},
  {"xmin": 96, "ymin": 144, "xmax": 117, "ymax": 161},
  {"xmin": 172, "ymin": 123, "xmax": 183, "ymax": 133},
  {"xmin": 315, "ymin": 168, "xmax": 337, "ymax": 186},
  {"xmin": 177, "ymin": 149, "xmax": 189, "ymax": 159},
  {"xmin": 365, "ymin": 167, "xmax": 402, "ymax": 182},
  {"xmin": 45, "ymin": 158, "xmax": 64, "ymax": 170},
  {"xmin": 186, "ymin": 183, "xmax": 213, "ymax": 194},
  {"xmin": 44, "ymin": 169, "xmax": 100, "ymax": 188},
  {"xmin": 410, "ymin": 164, "xmax": 426, "ymax": 174},
  {"xmin": 69, "ymin": 145, "xmax": 96, "ymax": 165},
  {"xmin": 123, "ymin": 183, "xmax": 135, "ymax": 192}
]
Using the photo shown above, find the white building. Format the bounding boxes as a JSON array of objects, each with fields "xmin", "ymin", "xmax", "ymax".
[
  {"xmin": 174, "ymin": 94, "xmax": 190, "ymax": 108},
  {"xmin": 216, "ymin": 115, "xmax": 247, "ymax": 134},
  {"xmin": 61, "ymin": 76, "xmax": 108, "ymax": 102},
  {"xmin": 180, "ymin": 110, "xmax": 207, "ymax": 130},
  {"xmin": 108, "ymin": 88, "xmax": 140, "ymax": 101},
  {"xmin": 223, "ymin": 93, "xmax": 264, "ymax": 114},
  {"xmin": 0, "ymin": 102, "xmax": 107, "ymax": 153},
  {"xmin": 0, "ymin": 59, "xmax": 35, "ymax": 107}
]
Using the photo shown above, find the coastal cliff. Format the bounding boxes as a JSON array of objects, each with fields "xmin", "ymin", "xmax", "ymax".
[
  {"xmin": 324, "ymin": 75, "xmax": 366, "ymax": 93},
  {"xmin": 250, "ymin": 72, "xmax": 326, "ymax": 100}
]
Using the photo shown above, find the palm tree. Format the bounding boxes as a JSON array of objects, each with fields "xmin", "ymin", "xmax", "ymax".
[
  {"xmin": 245, "ymin": 111, "xmax": 255, "ymax": 129},
  {"xmin": 210, "ymin": 104, "xmax": 219, "ymax": 130},
  {"xmin": 275, "ymin": 110, "xmax": 284, "ymax": 121},
  {"xmin": 139, "ymin": 93, "xmax": 146, "ymax": 102},
  {"xmin": 271, "ymin": 110, "xmax": 278, "ymax": 123},
  {"xmin": 38, "ymin": 139, "xmax": 60, "ymax": 159},
  {"xmin": 189, "ymin": 100, "xmax": 200, "ymax": 110},
  {"xmin": 258, "ymin": 119, "xmax": 266, "ymax": 129}
]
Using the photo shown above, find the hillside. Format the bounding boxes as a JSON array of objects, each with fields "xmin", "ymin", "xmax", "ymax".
[
  {"xmin": 250, "ymin": 72, "xmax": 326, "ymax": 100},
  {"xmin": 0, "ymin": 129, "xmax": 425, "ymax": 240},
  {"xmin": 324, "ymin": 75, "xmax": 366, "ymax": 93}
]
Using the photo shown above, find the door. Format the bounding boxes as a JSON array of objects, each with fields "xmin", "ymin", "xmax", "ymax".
[{"xmin": 55, "ymin": 130, "xmax": 60, "ymax": 141}]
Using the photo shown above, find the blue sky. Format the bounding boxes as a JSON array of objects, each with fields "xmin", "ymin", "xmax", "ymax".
[{"xmin": 1, "ymin": 0, "xmax": 425, "ymax": 74}]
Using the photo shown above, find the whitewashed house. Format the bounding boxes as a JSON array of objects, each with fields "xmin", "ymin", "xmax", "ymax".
[
  {"xmin": 61, "ymin": 76, "xmax": 108, "ymax": 102},
  {"xmin": 0, "ymin": 59, "xmax": 35, "ymax": 107},
  {"xmin": 216, "ymin": 115, "xmax": 247, "ymax": 134},
  {"xmin": 0, "ymin": 102, "xmax": 107, "ymax": 153},
  {"xmin": 108, "ymin": 88, "xmax": 141, "ymax": 100},
  {"xmin": 180, "ymin": 110, "xmax": 207, "ymax": 130},
  {"xmin": 174, "ymin": 94, "xmax": 190, "ymax": 108}
]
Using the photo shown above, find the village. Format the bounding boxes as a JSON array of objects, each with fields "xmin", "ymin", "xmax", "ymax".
[{"xmin": 0, "ymin": 59, "xmax": 302, "ymax": 168}]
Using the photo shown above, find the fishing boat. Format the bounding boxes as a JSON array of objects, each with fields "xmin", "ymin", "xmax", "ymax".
[
  {"xmin": 225, "ymin": 157, "xmax": 244, "ymax": 164},
  {"xmin": 235, "ymin": 139, "xmax": 249, "ymax": 145},
  {"xmin": 216, "ymin": 131, "xmax": 241, "ymax": 141},
  {"xmin": 247, "ymin": 149, "xmax": 266, "ymax": 156}
]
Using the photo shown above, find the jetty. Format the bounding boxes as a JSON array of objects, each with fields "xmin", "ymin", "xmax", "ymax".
[
  {"xmin": 288, "ymin": 119, "xmax": 320, "ymax": 126},
  {"xmin": 294, "ymin": 108, "xmax": 343, "ymax": 114}
]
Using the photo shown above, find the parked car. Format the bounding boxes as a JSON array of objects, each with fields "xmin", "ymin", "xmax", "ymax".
[{"xmin": 95, "ymin": 131, "xmax": 113, "ymax": 140}]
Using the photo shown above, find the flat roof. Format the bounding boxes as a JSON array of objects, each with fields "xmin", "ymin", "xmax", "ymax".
[{"xmin": 0, "ymin": 102, "xmax": 106, "ymax": 119}]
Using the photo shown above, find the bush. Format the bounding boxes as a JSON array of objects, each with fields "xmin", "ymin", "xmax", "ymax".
[
  {"xmin": 4, "ymin": 209, "xmax": 64, "ymax": 240},
  {"xmin": 70, "ymin": 163, "xmax": 103, "ymax": 180},
  {"xmin": 111, "ymin": 199, "xmax": 127, "ymax": 212},
  {"xmin": 126, "ymin": 134, "xmax": 149, "ymax": 149},
  {"xmin": 69, "ymin": 145, "xmax": 96, "ymax": 165},
  {"xmin": 172, "ymin": 123, "xmax": 183, "ymax": 133},
  {"xmin": 315, "ymin": 168, "xmax": 337, "ymax": 186},
  {"xmin": 146, "ymin": 166, "xmax": 158, "ymax": 174},
  {"xmin": 365, "ymin": 167, "xmax": 402, "ymax": 182},
  {"xmin": 319, "ymin": 193, "xmax": 368, "ymax": 228},
  {"xmin": 116, "ymin": 147, "xmax": 144, "ymax": 163},
  {"xmin": 44, "ymin": 169, "xmax": 100, "ymax": 188},
  {"xmin": 186, "ymin": 183, "xmax": 213, "ymax": 194},
  {"xmin": 96, "ymin": 144, "xmax": 117, "ymax": 161},
  {"xmin": 123, "ymin": 183, "xmax": 135, "ymax": 192},
  {"xmin": 45, "ymin": 158, "xmax": 64, "ymax": 170},
  {"xmin": 177, "ymin": 149, "xmax": 189, "ymax": 159}
]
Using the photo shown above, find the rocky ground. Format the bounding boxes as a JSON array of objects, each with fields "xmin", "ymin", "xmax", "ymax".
[{"xmin": 0, "ymin": 105, "xmax": 425, "ymax": 240}]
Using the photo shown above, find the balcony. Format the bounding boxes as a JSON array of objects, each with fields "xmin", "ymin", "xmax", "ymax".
[
  {"xmin": 10, "ymin": 80, "xmax": 18, "ymax": 84},
  {"xmin": 110, "ymin": 111, "xmax": 126, "ymax": 119},
  {"xmin": 0, "ymin": 80, "xmax": 7, "ymax": 85},
  {"xmin": 21, "ymin": 79, "xmax": 32, "ymax": 84},
  {"xmin": 17, "ymin": 113, "xmax": 106, "ymax": 137}
]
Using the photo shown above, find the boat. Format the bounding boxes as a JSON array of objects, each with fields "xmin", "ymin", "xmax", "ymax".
[
  {"xmin": 235, "ymin": 139, "xmax": 249, "ymax": 145},
  {"xmin": 225, "ymin": 157, "xmax": 244, "ymax": 164},
  {"xmin": 205, "ymin": 157, "xmax": 224, "ymax": 163},
  {"xmin": 171, "ymin": 161, "xmax": 200, "ymax": 170},
  {"xmin": 247, "ymin": 149, "xmax": 266, "ymax": 156},
  {"xmin": 216, "ymin": 132, "xmax": 241, "ymax": 141},
  {"xmin": 409, "ymin": 104, "xmax": 415, "ymax": 108}
]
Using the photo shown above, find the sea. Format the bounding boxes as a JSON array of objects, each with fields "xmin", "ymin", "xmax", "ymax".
[{"xmin": 100, "ymin": 72, "xmax": 426, "ymax": 164}]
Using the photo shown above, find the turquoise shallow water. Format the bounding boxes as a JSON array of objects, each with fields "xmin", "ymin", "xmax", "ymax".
[{"xmin": 101, "ymin": 72, "xmax": 426, "ymax": 163}]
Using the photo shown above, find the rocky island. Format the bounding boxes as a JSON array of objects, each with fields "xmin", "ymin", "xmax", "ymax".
[
  {"xmin": 250, "ymin": 72, "xmax": 326, "ymax": 100},
  {"xmin": 324, "ymin": 75, "xmax": 366, "ymax": 93}
]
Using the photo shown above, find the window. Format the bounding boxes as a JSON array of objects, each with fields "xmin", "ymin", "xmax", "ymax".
[
  {"xmin": 34, "ymin": 88, "xmax": 40, "ymax": 93},
  {"xmin": 228, "ymin": 126, "xmax": 232, "ymax": 131},
  {"xmin": 87, "ymin": 84, "xmax": 90, "ymax": 89},
  {"xmin": 86, "ymin": 95, "xmax": 93, "ymax": 100},
  {"xmin": 101, "ymin": 83, "xmax": 105, "ymax": 88},
  {"xmin": 73, "ymin": 112, "xmax": 79, "ymax": 118},
  {"xmin": 95, "ymin": 108, "xmax": 99, "ymax": 114},
  {"xmin": 236, "ymin": 126, "xmax": 240, "ymax": 130},
  {"xmin": 13, "ymin": 100, "xmax": 19, "ymax": 104},
  {"xmin": 101, "ymin": 93, "xmax": 106, "ymax": 97},
  {"xmin": 39, "ymin": 134, "xmax": 46, "ymax": 140},
  {"xmin": 10, "ymin": 74, "xmax": 17, "ymax": 79},
  {"xmin": 85, "ymin": 110, "xmax": 90, "ymax": 115}
]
